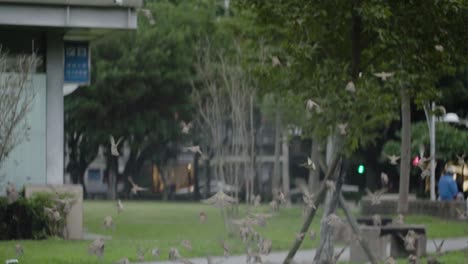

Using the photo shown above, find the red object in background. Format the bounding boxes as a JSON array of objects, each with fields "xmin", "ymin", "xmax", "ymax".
[{"xmin": 412, "ymin": 156, "xmax": 420, "ymax": 166}]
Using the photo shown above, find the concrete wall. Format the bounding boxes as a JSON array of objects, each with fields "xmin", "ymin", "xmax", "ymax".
[{"xmin": 0, "ymin": 74, "xmax": 47, "ymax": 192}]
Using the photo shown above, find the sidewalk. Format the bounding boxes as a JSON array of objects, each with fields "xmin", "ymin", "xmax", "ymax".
[{"xmin": 139, "ymin": 237, "xmax": 468, "ymax": 264}]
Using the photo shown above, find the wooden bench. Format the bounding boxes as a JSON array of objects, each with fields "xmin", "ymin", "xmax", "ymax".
[
  {"xmin": 356, "ymin": 216, "xmax": 393, "ymax": 226},
  {"xmin": 380, "ymin": 224, "xmax": 427, "ymax": 257}
]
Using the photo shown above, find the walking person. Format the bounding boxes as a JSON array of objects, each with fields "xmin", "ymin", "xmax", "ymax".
[{"xmin": 438, "ymin": 165, "xmax": 459, "ymax": 201}]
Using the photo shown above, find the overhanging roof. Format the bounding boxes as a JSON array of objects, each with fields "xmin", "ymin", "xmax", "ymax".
[
  {"xmin": 0, "ymin": 0, "xmax": 143, "ymax": 8},
  {"xmin": 0, "ymin": 0, "xmax": 142, "ymax": 31}
]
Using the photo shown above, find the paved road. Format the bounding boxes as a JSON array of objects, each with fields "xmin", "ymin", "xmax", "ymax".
[{"xmin": 139, "ymin": 237, "xmax": 468, "ymax": 264}]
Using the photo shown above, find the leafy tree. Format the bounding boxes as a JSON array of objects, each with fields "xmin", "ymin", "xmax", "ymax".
[
  {"xmin": 238, "ymin": 0, "xmax": 468, "ymax": 262},
  {"xmin": 382, "ymin": 122, "xmax": 468, "ymax": 163},
  {"xmin": 65, "ymin": 0, "xmax": 217, "ymax": 199}
]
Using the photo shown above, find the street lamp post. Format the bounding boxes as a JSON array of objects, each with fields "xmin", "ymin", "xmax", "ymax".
[{"xmin": 424, "ymin": 102, "xmax": 436, "ymax": 201}]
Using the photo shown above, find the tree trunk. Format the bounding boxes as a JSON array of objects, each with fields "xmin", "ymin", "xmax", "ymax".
[
  {"xmin": 424, "ymin": 102, "xmax": 436, "ymax": 200},
  {"xmin": 281, "ymin": 136, "xmax": 290, "ymax": 202},
  {"xmin": 205, "ymin": 158, "xmax": 211, "ymax": 198},
  {"xmin": 107, "ymin": 156, "xmax": 118, "ymax": 200},
  {"xmin": 308, "ymin": 139, "xmax": 320, "ymax": 192},
  {"xmin": 314, "ymin": 158, "xmax": 346, "ymax": 264},
  {"xmin": 398, "ymin": 87, "xmax": 411, "ymax": 214},
  {"xmin": 283, "ymin": 155, "xmax": 340, "ymax": 264},
  {"xmin": 193, "ymin": 153, "xmax": 201, "ymax": 200},
  {"xmin": 272, "ymin": 109, "xmax": 281, "ymax": 192}
]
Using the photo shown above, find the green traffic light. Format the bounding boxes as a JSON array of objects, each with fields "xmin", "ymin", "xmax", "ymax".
[{"xmin": 357, "ymin": 164, "xmax": 365, "ymax": 174}]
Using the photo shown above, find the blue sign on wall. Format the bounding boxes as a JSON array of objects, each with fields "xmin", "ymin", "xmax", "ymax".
[{"xmin": 64, "ymin": 41, "xmax": 90, "ymax": 84}]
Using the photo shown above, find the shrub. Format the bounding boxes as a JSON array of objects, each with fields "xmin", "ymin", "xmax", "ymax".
[{"xmin": 0, "ymin": 191, "xmax": 76, "ymax": 240}]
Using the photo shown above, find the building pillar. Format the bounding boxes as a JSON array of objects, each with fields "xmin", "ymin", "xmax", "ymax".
[{"xmin": 46, "ymin": 31, "xmax": 64, "ymax": 184}]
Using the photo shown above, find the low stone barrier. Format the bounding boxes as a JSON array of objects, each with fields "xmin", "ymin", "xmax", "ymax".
[
  {"xmin": 25, "ymin": 184, "xmax": 83, "ymax": 240},
  {"xmin": 361, "ymin": 197, "xmax": 466, "ymax": 220}
]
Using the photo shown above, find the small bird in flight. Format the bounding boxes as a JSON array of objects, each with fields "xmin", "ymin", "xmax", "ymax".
[
  {"xmin": 117, "ymin": 199, "xmax": 124, "ymax": 214},
  {"xmin": 366, "ymin": 188, "xmax": 387, "ymax": 205},
  {"xmin": 386, "ymin": 154, "xmax": 400, "ymax": 165},
  {"xmin": 140, "ymin": 8, "xmax": 155, "ymax": 25},
  {"xmin": 337, "ymin": 123, "xmax": 348, "ymax": 135},
  {"xmin": 381, "ymin": 172, "xmax": 389, "ymax": 187},
  {"xmin": 374, "ymin": 72, "xmax": 394, "ymax": 81},
  {"xmin": 128, "ymin": 176, "xmax": 148, "ymax": 195},
  {"xmin": 300, "ymin": 157, "xmax": 316, "ymax": 170},
  {"xmin": 271, "ymin": 56, "xmax": 281, "ymax": 67},
  {"xmin": 306, "ymin": 99, "xmax": 322, "ymax": 113},
  {"xmin": 183, "ymin": 145, "xmax": 203, "ymax": 155},
  {"xmin": 110, "ymin": 135, "xmax": 123, "ymax": 156},
  {"xmin": 180, "ymin": 121, "xmax": 193, "ymax": 134}
]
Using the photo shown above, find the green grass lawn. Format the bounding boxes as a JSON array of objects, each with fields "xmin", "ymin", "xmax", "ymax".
[{"xmin": 0, "ymin": 201, "xmax": 467, "ymax": 263}]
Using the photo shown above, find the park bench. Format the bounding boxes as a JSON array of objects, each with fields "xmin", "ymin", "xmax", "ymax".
[
  {"xmin": 356, "ymin": 216, "xmax": 393, "ymax": 226},
  {"xmin": 381, "ymin": 224, "xmax": 427, "ymax": 257},
  {"xmin": 349, "ymin": 224, "xmax": 427, "ymax": 262}
]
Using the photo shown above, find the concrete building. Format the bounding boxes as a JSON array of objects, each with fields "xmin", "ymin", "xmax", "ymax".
[{"xmin": 0, "ymin": 0, "xmax": 142, "ymax": 191}]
